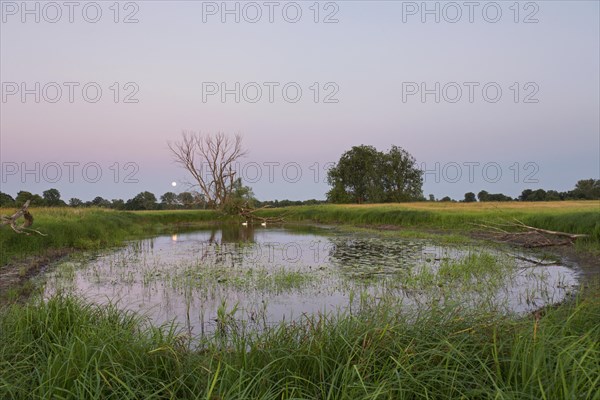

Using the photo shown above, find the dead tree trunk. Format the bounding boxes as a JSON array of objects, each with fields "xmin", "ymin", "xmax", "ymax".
[
  {"xmin": 168, "ymin": 132, "xmax": 247, "ymax": 209},
  {"xmin": 1, "ymin": 201, "xmax": 47, "ymax": 236}
]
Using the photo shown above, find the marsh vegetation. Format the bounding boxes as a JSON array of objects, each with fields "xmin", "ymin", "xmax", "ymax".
[
  {"xmin": 1, "ymin": 203, "xmax": 599, "ymax": 399},
  {"xmin": 42, "ymin": 226, "xmax": 578, "ymax": 339}
]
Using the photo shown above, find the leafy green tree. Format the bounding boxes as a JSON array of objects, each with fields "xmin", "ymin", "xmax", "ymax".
[
  {"xmin": 15, "ymin": 191, "xmax": 43, "ymax": 206},
  {"xmin": 15, "ymin": 191, "xmax": 33, "ymax": 206},
  {"xmin": 477, "ymin": 190, "xmax": 489, "ymax": 202},
  {"xmin": 69, "ymin": 198, "xmax": 84, "ymax": 207},
  {"xmin": 326, "ymin": 183, "xmax": 354, "ymax": 204},
  {"xmin": 303, "ymin": 199, "xmax": 323, "ymax": 205},
  {"xmin": 477, "ymin": 190, "xmax": 512, "ymax": 202},
  {"xmin": 222, "ymin": 178, "xmax": 257, "ymax": 215},
  {"xmin": 519, "ymin": 189, "xmax": 533, "ymax": 201},
  {"xmin": 545, "ymin": 190, "xmax": 562, "ymax": 201},
  {"xmin": 42, "ymin": 188, "xmax": 65, "ymax": 206},
  {"xmin": 440, "ymin": 196, "xmax": 453, "ymax": 202},
  {"xmin": 571, "ymin": 179, "xmax": 600, "ymax": 200},
  {"xmin": 160, "ymin": 192, "xmax": 180, "ymax": 209},
  {"xmin": 111, "ymin": 199, "xmax": 125, "ymax": 210},
  {"xmin": 381, "ymin": 146, "xmax": 423, "ymax": 202},
  {"xmin": 91, "ymin": 196, "xmax": 111, "ymax": 208},
  {"xmin": 327, "ymin": 145, "xmax": 423, "ymax": 203},
  {"xmin": 177, "ymin": 192, "xmax": 196, "ymax": 209},
  {"xmin": 231, "ymin": 178, "xmax": 255, "ymax": 205},
  {"xmin": 489, "ymin": 193, "xmax": 512, "ymax": 201},
  {"xmin": 125, "ymin": 192, "xmax": 158, "ymax": 210},
  {"xmin": 529, "ymin": 189, "xmax": 547, "ymax": 201},
  {"xmin": 0, "ymin": 192, "xmax": 15, "ymax": 207},
  {"xmin": 521, "ymin": 188, "xmax": 546, "ymax": 201},
  {"xmin": 463, "ymin": 192, "xmax": 476, "ymax": 202},
  {"xmin": 327, "ymin": 145, "xmax": 382, "ymax": 203}
]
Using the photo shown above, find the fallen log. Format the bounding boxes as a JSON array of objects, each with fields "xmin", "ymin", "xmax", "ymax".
[
  {"xmin": 1, "ymin": 200, "xmax": 47, "ymax": 236},
  {"xmin": 471, "ymin": 218, "xmax": 588, "ymax": 248},
  {"xmin": 236, "ymin": 203, "xmax": 287, "ymax": 224},
  {"xmin": 510, "ymin": 218, "xmax": 589, "ymax": 240}
]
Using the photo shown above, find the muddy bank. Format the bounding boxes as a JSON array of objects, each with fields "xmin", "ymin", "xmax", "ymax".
[{"xmin": 0, "ymin": 248, "xmax": 73, "ymax": 303}]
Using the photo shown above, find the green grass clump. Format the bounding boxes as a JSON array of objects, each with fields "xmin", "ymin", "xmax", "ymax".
[
  {"xmin": 0, "ymin": 295, "xmax": 185, "ymax": 399},
  {"xmin": 1, "ymin": 290, "xmax": 599, "ymax": 399},
  {"xmin": 170, "ymin": 264, "xmax": 316, "ymax": 294}
]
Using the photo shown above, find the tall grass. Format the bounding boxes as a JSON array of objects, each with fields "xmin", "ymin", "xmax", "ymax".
[
  {"xmin": 1, "ymin": 203, "xmax": 599, "ymax": 398},
  {"xmin": 0, "ymin": 208, "xmax": 220, "ymax": 266},
  {"xmin": 259, "ymin": 201, "xmax": 600, "ymax": 241},
  {"xmin": 1, "ymin": 290, "xmax": 598, "ymax": 399}
]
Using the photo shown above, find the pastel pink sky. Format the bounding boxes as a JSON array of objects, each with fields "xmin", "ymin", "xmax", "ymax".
[{"xmin": 1, "ymin": 1, "xmax": 598, "ymax": 201}]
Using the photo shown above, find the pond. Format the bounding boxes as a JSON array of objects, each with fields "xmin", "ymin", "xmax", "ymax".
[{"xmin": 44, "ymin": 225, "xmax": 579, "ymax": 337}]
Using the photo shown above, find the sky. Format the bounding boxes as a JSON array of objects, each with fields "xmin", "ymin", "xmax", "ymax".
[{"xmin": 1, "ymin": 0, "xmax": 599, "ymax": 202}]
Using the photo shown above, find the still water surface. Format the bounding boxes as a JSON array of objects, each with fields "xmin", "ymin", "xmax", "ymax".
[{"xmin": 44, "ymin": 225, "xmax": 579, "ymax": 336}]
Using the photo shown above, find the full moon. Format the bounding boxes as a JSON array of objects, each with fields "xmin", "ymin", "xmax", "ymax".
[{"xmin": 171, "ymin": 181, "xmax": 177, "ymax": 187}]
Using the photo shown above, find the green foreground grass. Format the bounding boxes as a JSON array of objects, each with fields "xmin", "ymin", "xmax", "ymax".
[
  {"xmin": 1, "ymin": 290, "xmax": 599, "ymax": 399},
  {"xmin": 1, "ymin": 202, "xmax": 599, "ymax": 399}
]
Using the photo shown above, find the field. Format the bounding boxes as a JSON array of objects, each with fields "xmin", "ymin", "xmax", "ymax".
[
  {"xmin": 262, "ymin": 201, "xmax": 600, "ymax": 237},
  {"xmin": 1, "ymin": 202, "xmax": 599, "ymax": 399}
]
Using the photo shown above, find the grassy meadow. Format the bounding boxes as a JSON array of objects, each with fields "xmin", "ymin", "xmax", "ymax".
[
  {"xmin": 260, "ymin": 201, "xmax": 600, "ymax": 238},
  {"xmin": 1, "ymin": 201, "xmax": 599, "ymax": 399}
]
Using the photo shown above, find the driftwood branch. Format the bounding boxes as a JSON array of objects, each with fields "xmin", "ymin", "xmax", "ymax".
[
  {"xmin": 471, "ymin": 218, "xmax": 588, "ymax": 248},
  {"xmin": 1, "ymin": 200, "xmax": 47, "ymax": 236},
  {"xmin": 237, "ymin": 203, "xmax": 287, "ymax": 224},
  {"xmin": 510, "ymin": 218, "xmax": 589, "ymax": 240}
]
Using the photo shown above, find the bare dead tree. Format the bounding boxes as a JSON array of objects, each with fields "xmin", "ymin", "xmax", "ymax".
[
  {"xmin": 169, "ymin": 132, "xmax": 247, "ymax": 209},
  {"xmin": 1, "ymin": 200, "xmax": 47, "ymax": 236}
]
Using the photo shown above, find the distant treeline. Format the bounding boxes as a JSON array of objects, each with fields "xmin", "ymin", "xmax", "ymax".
[
  {"xmin": 0, "ymin": 189, "xmax": 326, "ymax": 210},
  {"xmin": 435, "ymin": 179, "xmax": 599, "ymax": 203},
  {"xmin": 0, "ymin": 179, "xmax": 598, "ymax": 210}
]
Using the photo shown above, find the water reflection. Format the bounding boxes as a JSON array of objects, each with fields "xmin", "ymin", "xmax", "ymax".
[
  {"xmin": 44, "ymin": 226, "xmax": 579, "ymax": 339},
  {"xmin": 220, "ymin": 224, "xmax": 257, "ymax": 243},
  {"xmin": 173, "ymin": 224, "xmax": 259, "ymax": 245}
]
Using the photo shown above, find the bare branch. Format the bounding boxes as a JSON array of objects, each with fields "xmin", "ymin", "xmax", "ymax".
[
  {"xmin": 1, "ymin": 200, "xmax": 47, "ymax": 236},
  {"xmin": 237, "ymin": 202, "xmax": 288, "ymax": 223},
  {"xmin": 510, "ymin": 218, "xmax": 589, "ymax": 240},
  {"xmin": 169, "ymin": 131, "xmax": 247, "ymax": 209},
  {"xmin": 472, "ymin": 218, "xmax": 588, "ymax": 248}
]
